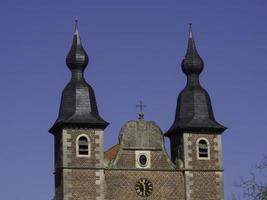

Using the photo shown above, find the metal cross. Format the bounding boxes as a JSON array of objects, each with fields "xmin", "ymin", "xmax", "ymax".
[
  {"xmin": 136, "ymin": 100, "xmax": 147, "ymax": 113},
  {"xmin": 136, "ymin": 100, "xmax": 147, "ymax": 119}
]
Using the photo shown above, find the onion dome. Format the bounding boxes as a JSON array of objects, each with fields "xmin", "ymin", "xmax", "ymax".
[
  {"xmin": 165, "ymin": 25, "xmax": 226, "ymax": 137},
  {"xmin": 182, "ymin": 24, "xmax": 204, "ymax": 75},
  {"xmin": 49, "ymin": 19, "xmax": 109, "ymax": 134},
  {"xmin": 66, "ymin": 19, "xmax": 89, "ymax": 71}
]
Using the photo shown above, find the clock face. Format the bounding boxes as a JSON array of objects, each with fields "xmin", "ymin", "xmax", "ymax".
[{"xmin": 135, "ymin": 178, "xmax": 153, "ymax": 197}]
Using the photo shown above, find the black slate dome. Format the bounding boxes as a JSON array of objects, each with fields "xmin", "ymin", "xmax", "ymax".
[
  {"xmin": 49, "ymin": 20, "xmax": 109, "ymax": 134},
  {"xmin": 66, "ymin": 20, "xmax": 89, "ymax": 71},
  {"xmin": 181, "ymin": 26, "xmax": 204, "ymax": 75},
  {"xmin": 165, "ymin": 25, "xmax": 226, "ymax": 136}
]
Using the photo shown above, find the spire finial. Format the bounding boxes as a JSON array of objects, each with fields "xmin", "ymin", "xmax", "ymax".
[
  {"xmin": 181, "ymin": 24, "xmax": 204, "ymax": 76},
  {"xmin": 189, "ymin": 23, "xmax": 193, "ymax": 39},
  {"xmin": 74, "ymin": 17, "xmax": 78, "ymax": 33},
  {"xmin": 136, "ymin": 100, "xmax": 146, "ymax": 120},
  {"xmin": 74, "ymin": 17, "xmax": 80, "ymax": 44},
  {"xmin": 66, "ymin": 19, "xmax": 89, "ymax": 71}
]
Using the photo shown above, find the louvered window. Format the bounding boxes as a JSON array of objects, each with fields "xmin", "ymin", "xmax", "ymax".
[
  {"xmin": 197, "ymin": 139, "xmax": 209, "ymax": 159},
  {"xmin": 76, "ymin": 135, "xmax": 90, "ymax": 157}
]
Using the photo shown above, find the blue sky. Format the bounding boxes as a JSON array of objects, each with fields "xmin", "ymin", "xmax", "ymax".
[{"xmin": 0, "ymin": 1, "xmax": 266, "ymax": 199}]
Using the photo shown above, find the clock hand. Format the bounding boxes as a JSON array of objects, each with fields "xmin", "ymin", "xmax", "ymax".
[
  {"xmin": 140, "ymin": 179, "xmax": 145, "ymax": 188},
  {"xmin": 143, "ymin": 182, "xmax": 148, "ymax": 195}
]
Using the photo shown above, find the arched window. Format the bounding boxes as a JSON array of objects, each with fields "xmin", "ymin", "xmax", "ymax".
[
  {"xmin": 76, "ymin": 135, "xmax": 91, "ymax": 157},
  {"xmin": 197, "ymin": 138, "xmax": 210, "ymax": 160}
]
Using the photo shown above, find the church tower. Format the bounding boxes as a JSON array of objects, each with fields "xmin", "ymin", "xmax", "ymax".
[
  {"xmin": 49, "ymin": 20, "xmax": 109, "ymax": 200},
  {"xmin": 49, "ymin": 22, "xmax": 227, "ymax": 200},
  {"xmin": 165, "ymin": 25, "xmax": 226, "ymax": 200}
]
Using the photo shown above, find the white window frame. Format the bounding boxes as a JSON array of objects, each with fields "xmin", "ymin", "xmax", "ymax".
[
  {"xmin": 196, "ymin": 137, "xmax": 210, "ymax": 160},
  {"xmin": 135, "ymin": 151, "xmax": 151, "ymax": 168},
  {"xmin": 76, "ymin": 134, "xmax": 91, "ymax": 158}
]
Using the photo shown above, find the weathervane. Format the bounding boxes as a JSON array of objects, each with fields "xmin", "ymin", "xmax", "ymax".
[{"xmin": 136, "ymin": 100, "xmax": 147, "ymax": 120}]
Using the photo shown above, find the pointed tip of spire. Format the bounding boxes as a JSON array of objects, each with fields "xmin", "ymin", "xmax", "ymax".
[
  {"xmin": 74, "ymin": 17, "xmax": 78, "ymax": 28},
  {"xmin": 188, "ymin": 23, "xmax": 193, "ymax": 39},
  {"xmin": 74, "ymin": 17, "xmax": 79, "ymax": 37}
]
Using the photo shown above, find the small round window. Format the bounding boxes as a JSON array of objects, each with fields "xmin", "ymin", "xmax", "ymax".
[{"xmin": 139, "ymin": 154, "xmax": 147, "ymax": 166}]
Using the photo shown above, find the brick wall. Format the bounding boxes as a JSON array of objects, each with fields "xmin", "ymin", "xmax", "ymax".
[
  {"xmin": 113, "ymin": 149, "xmax": 174, "ymax": 170},
  {"xmin": 54, "ymin": 128, "xmax": 105, "ymax": 200},
  {"xmin": 62, "ymin": 129, "xmax": 103, "ymax": 168},
  {"xmin": 183, "ymin": 133, "xmax": 224, "ymax": 200},
  {"xmin": 53, "ymin": 128, "xmax": 224, "ymax": 200},
  {"xmin": 182, "ymin": 133, "xmax": 222, "ymax": 170},
  {"xmin": 105, "ymin": 170, "xmax": 184, "ymax": 200}
]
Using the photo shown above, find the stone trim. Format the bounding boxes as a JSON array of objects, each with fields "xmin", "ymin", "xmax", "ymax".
[
  {"xmin": 122, "ymin": 147, "xmax": 162, "ymax": 150},
  {"xmin": 215, "ymin": 171, "xmax": 224, "ymax": 200},
  {"xmin": 75, "ymin": 134, "xmax": 91, "ymax": 158},
  {"xmin": 96, "ymin": 170, "xmax": 105, "ymax": 200},
  {"xmin": 59, "ymin": 167, "xmax": 224, "ymax": 172},
  {"xmin": 95, "ymin": 129, "xmax": 105, "ymax": 200},
  {"xmin": 95, "ymin": 129, "xmax": 104, "ymax": 168},
  {"xmin": 63, "ymin": 169, "xmax": 73, "ymax": 200},
  {"xmin": 196, "ymin": 137, "xmax": 210, "ymax": 160},
  {"xmin": 62, "ymin": 129, "xmax": 72, "ymax": 167},
  {"xmin": 135, "ymin": 150, "xmax": 151, "ymax": 168},
  {"xmin": 183, "ymin": 133, "xmax": 193, "ymax": 169},
  {"xmin": 185, "ymin": 171, "xmax": 193, "ymax": 200},
  {"xmin": 214, "ymin": 135, "xmax": 223, "ymax": 169}
]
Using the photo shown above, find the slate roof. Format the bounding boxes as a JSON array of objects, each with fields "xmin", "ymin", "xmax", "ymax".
[
  {"xmin": 49, "ymin": 20, "xmax": 109, "ymax": 134},
  {"xmin": 165, "ymin": 25, "xmax": 226, "ymax": 137}
]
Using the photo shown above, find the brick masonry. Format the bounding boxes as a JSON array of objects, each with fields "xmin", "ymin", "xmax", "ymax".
[
  {"xmin": 183, "ymin": 133, "xmax": 223, "ymax": 170},
  {"xmin": 54, "ymin": 128, "xmax": 105, "ymax": 200},
  {"xmin": 105, "ymin": 170, "xmax": 185, "ymax": 200},
  {"xmin": 112, "ymin": 149, "xmax": 175, "ymax": 170},
  {"xmin": 52, "ymin": 128, "xmax": 224, "ymax": 200},
  {"xmin": 183, "ymin": 132, "xmax": 224, "ymax": 200}
]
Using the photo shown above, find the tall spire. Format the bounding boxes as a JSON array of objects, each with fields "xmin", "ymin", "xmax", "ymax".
[
  {"xmin": 49, "ymin": 19, "xmax": 109, "ymax": 134},
  {"xmin": 165, "ymin": 25, "xmax": 226, "ymax": 136}
]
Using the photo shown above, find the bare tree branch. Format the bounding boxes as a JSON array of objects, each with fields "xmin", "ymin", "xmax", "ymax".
[{"xmin": 234, "ymin": 156, "xmax": 267, "ymax": 200}]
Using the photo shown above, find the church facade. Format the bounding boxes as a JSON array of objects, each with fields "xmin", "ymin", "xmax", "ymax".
[{"xmin": 49, "ymin": 21, "xmax": 226, "ymax": 200}]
